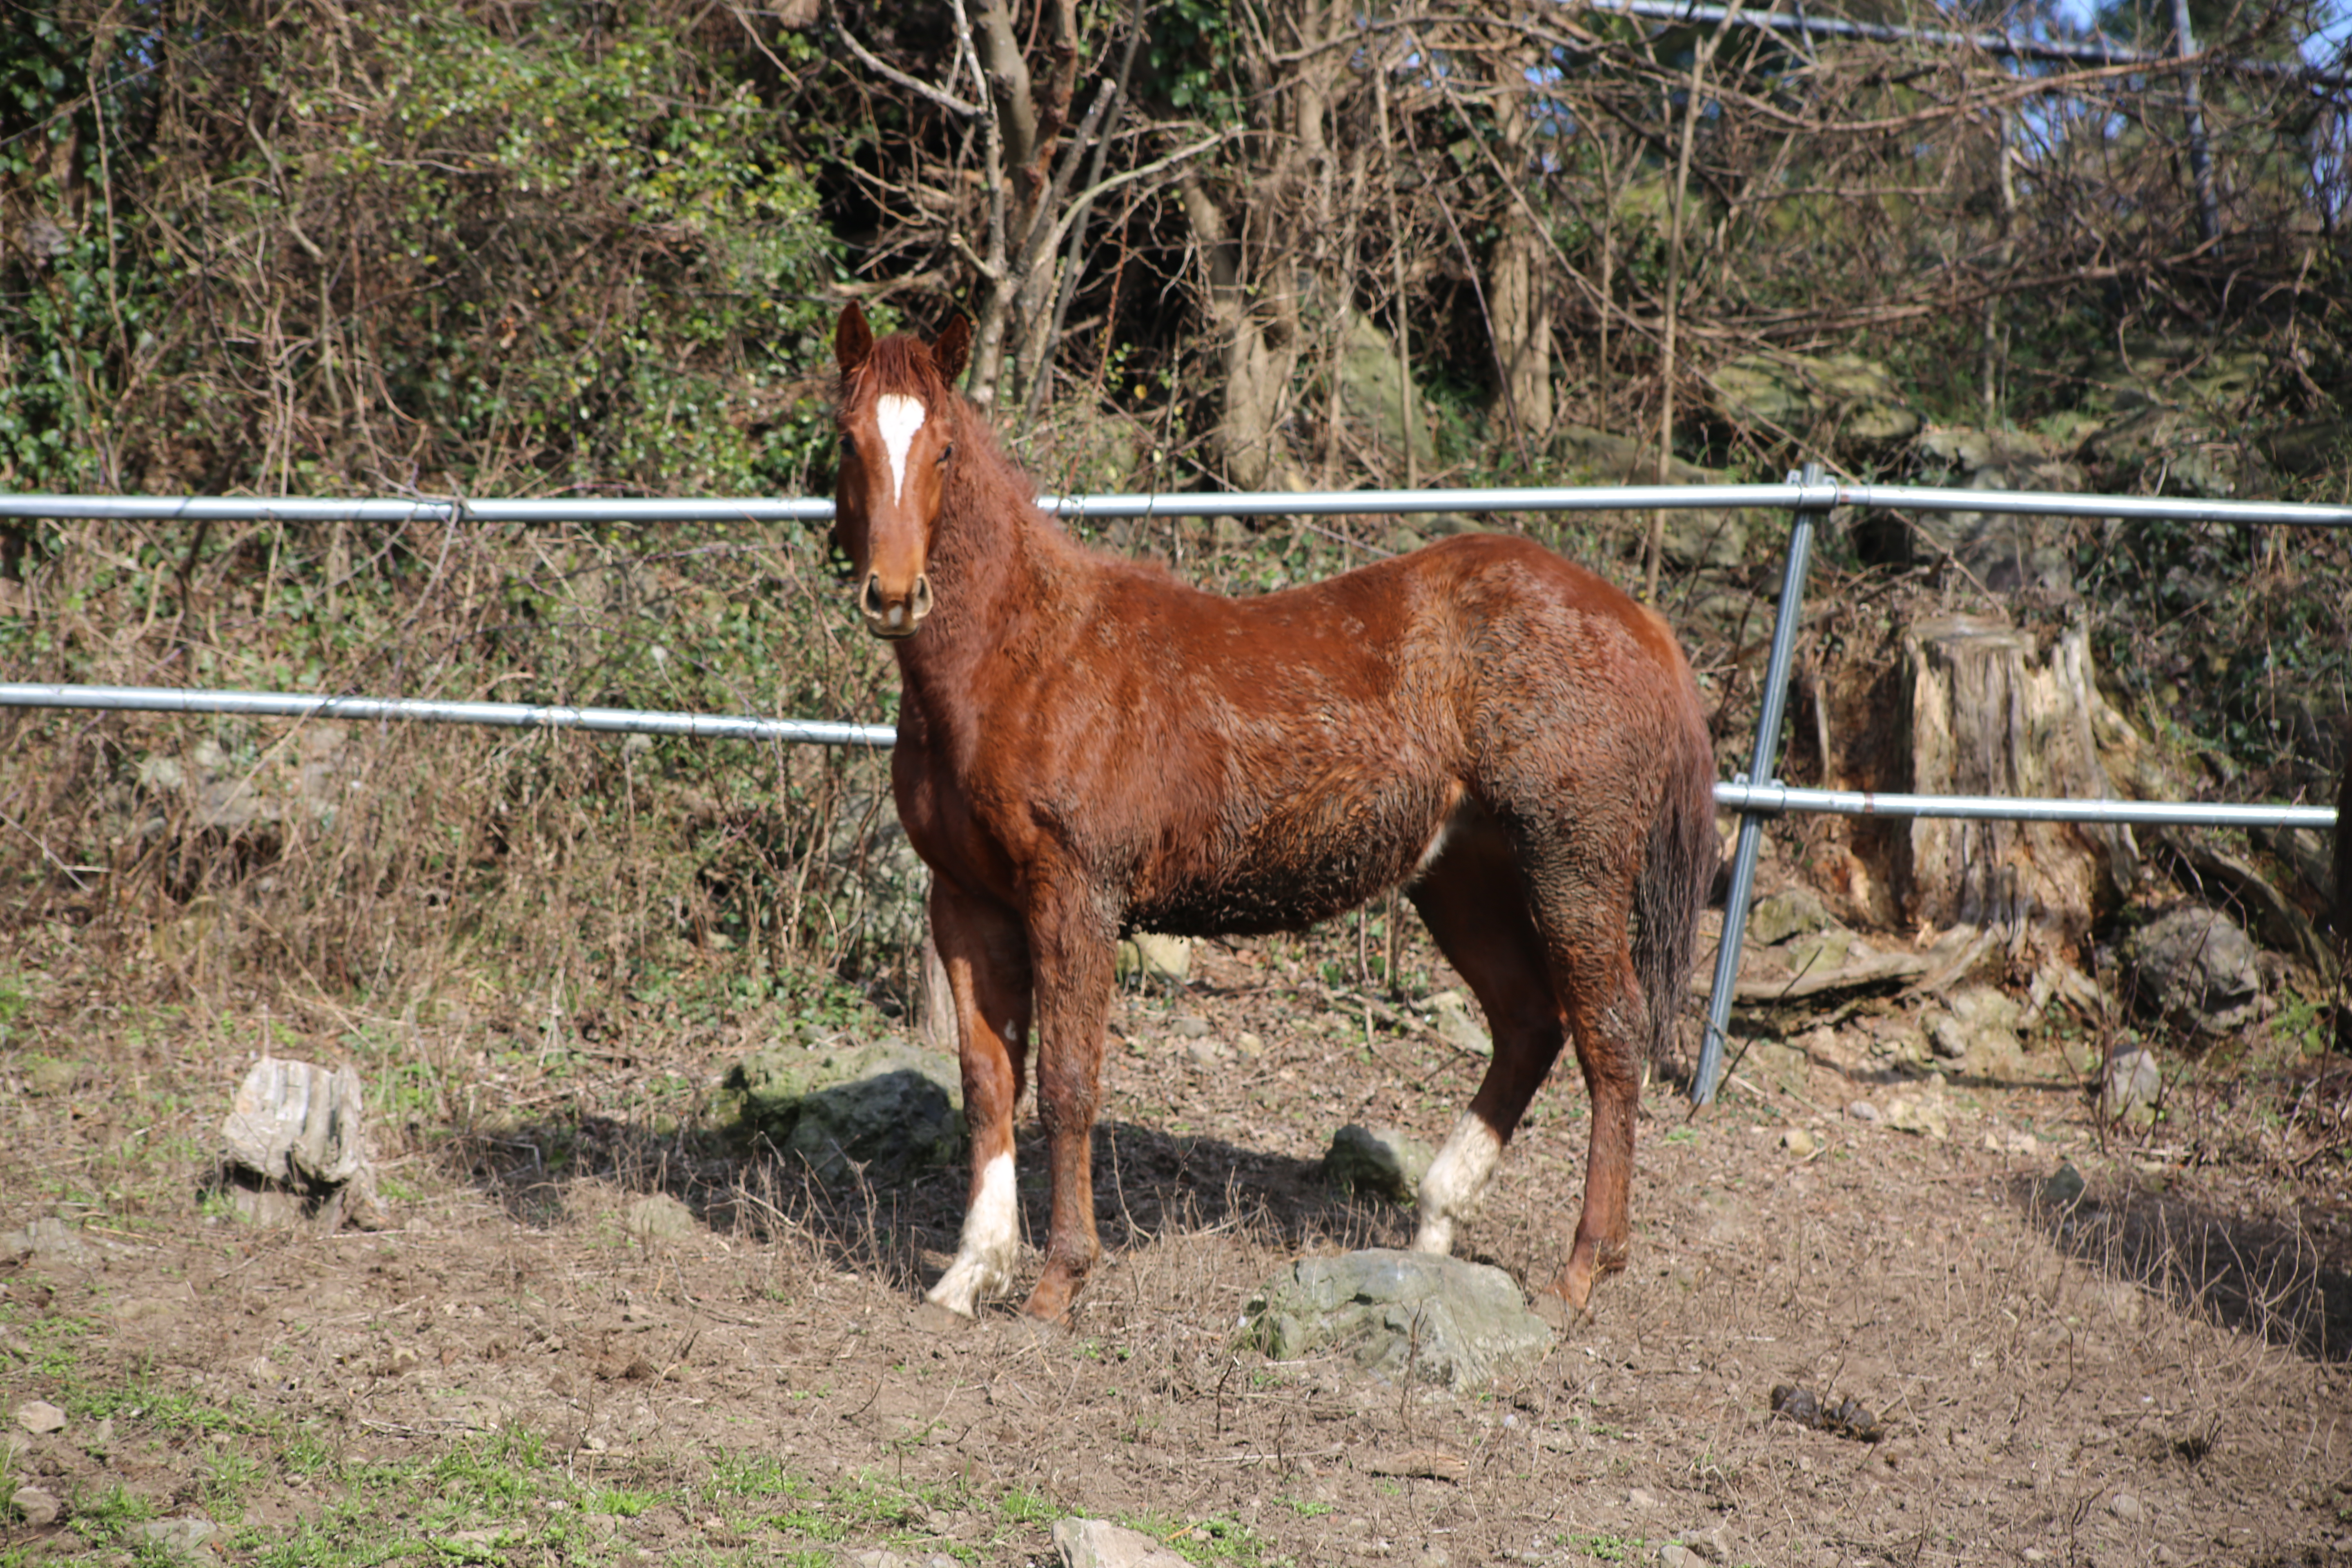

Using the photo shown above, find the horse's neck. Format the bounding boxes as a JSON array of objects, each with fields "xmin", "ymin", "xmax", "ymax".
[{"xmin": 893, "ymin": 439, "xmax": 1075, "ymax": 733}]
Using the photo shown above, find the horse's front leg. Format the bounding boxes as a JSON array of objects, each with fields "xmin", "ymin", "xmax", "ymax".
[
  {"xmin": 1020, "ymin": 891, "xmax": 1118, "ymax": 1321},
  {"xmin": 925, "ymin": 880, "xmax": 1034, "ymax": 1318}
]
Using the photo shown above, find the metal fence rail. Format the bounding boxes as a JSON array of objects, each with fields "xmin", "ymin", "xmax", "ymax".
[
  {"xmin": 1582, "ymin": 0, "xmax": 2349, "ymax": 85},
  {"xmin": 6, "ymin": 684, "xmax": 2329, "ymax": 834},
  {"xmin": 0, "ymin": 684, "xmax": 896, "ymax": 750},
  {"xmin": 6, "ymin": 482, "xmax": 2352, "ymax": 528},
  {"xmin": 4, "ymin": 479, "xmax": 2345, "ymax": 1107}
]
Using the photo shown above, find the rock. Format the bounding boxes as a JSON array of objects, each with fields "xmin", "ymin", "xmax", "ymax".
[
  {"xmin": 1425, "ymin": 991, "xmax": 1492, "ymax": 1058},
  {"xmin": 1626, "ymin": 1486, "xmax": 1663, "ymax": 1510},
  {"xmin": 1548, "ymin": 425, "xmax": 1751, "ymax": 568},
  {"xmin": 2109, "ymin": 1490, "xmax": 2145, "ymax": 1523},
  {"xmin": 1747, "ymin": 886, "xmax": 1837, "ymax": 947},
  {"xmin": 1336, "ymin": 307, "xmax": 1439, "ymax": 472},
  {"xmin": 1, "ymin": 1216, "xmax": 94, "ymax": 1267},
  {"xmin": 9, "ymin": 1485, "xmax": 62, "ymax": 1527},
  {"xmin": 1678, "ymin": 1525, "xmax": 1730, "ymax": 1562},
  {"xmin": 2152, "ymin": 830, "xmax": 2334, "ymax": 976},
  {"xmin": 1899, "ymin": 427, "xmax": 2088, "ymax": 594},
  {"xmin": 1367, "ymin": 1448, "xmax": 1469, "ymax": 1481},
  {"xmin": 1882, "ymin": 1094, "xmax": 1950, "ymax": 1141},
  {"xmin": 2099, "ymin": 1047, "xmax": 2164, "ymax": 1129},
  {"xmin": 1324, "ymin": 1124, "xmax": 1434, "ymax": 1203},
  {"xmin": 1847, "ymin": 1100, "xmax": 1881, "ymax": 1123},
  {"xmin": 2266, "ymin": 416, "xmax": 2351, "ymax": 479},
  {"xmin": 1244, "ymin": 1249, "xmax": 1555, "ymax": 1391},
  {"xmin": 1116, "ymin": 933, "xmax": 1191, "ymax": 987},
  {"xmin": 1780, "ymin": 1128, "xmax": 1818, "ymax": 1158},
  {"xmin": 1711, "ymin": 350, "xmax": 1920, "ymax": 446},
  {"xmin": 622, "ymin": 1194, "xmax": 698, "ymax": 1247},
  {"xmin": 16, "ymin": 1399, "xmax": 66, "ymax": 1434},
  {"xmin": 1922, "ymin": 986, "xmax": 2025, "ymax": 1076},
  {"xmin": 838, "ymin": 1551, "xmax": 960, "ymax": 1568},
  {"xmin": 1169, "ymin": 1015, "xmax": 1212, "ymax": 1040},
  {"xmin": 2121, "ymin": 906, "xmax": 2262, "ymax": 1037},
  {"xmin": 139, "ymin": 1517, "xmax": 222, "ymax": 1559},
  {"xmin": 1657, "ymin": 1546, "xmax": 1700, "ymax": 1568},
  {"xmin": 1982, "ymin": 1126, "xmax": 2040, "ymax": 1156},
  {"xmin": 714, "ymin": 1038, "xmax": 964, "ymax": 1185},
  {"xmin": 1770, "ymin": 1384, "xmax": 1881, "ymax": 1441},
  {"xmin": 1052, "ymin": 1516, "xmax": 1196, "ymax": 1568},
  {"xmin": 22, "ymin": 1057, "xmax": 74, "ymax": 1096},
  {"xmin": 2037, "ymin": 1161, "xmax": 2088, "ymax": 1209},
  {"xmin": 2085, "ymin": 404, "xmax": 2254, "ymax": 498}
]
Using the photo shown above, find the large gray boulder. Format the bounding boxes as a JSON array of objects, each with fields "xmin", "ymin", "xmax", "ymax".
[
  {"xmin": 1897, "ymin": 426, "xmax": 2087, "ymax": 595},
  {"xmin": 2120, "ymin": 906, "xmax": 2262, "ymax": 1038},
  {"xmin": 714, "ymin": 1038, "xmax": 964, "ymax": 1184},
  {"xmin": 1244, "ymin": 1249, "xmax": 1556, "ymax": 1391}
]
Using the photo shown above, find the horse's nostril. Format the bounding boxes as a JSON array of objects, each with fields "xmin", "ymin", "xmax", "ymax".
[
  {"xmin": 861, "ymin": 572, "xmax": 885, "ymax": 619},
  {"xmin": 912, "ymin": 575, "xmax": 935, "ymax": 619}
]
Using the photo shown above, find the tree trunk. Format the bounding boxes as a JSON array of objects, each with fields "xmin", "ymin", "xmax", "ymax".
[
  {"xmin": 964, "ymin": 0, "xmax": 1081, "ymax": 409},
  {"xmin": 1901, "ymin": 614, "xmax": 2138, "ymax": 961},
  {"xmin": 1170, "ymin": 0, "xmax": 1359, "ymax": 494},
  {"xmin": 1488, "ymin": 49, "xmax": 1552, "ymax": 444},
  {"xmin": 1178, "ymin": 170, "xmax": 1308, "ymax": 493}
]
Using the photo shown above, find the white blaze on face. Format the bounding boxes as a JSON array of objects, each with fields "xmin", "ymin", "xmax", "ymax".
[
  {"xmin": 1412, "ymin": 1114, "xmax": 1504, "ymax": 1257},
  {"xmin": 874, "ymin": 393, "xmax": 928, "ymax": 506},
  {"xmin": 926, "ymin": 1150, "xmax": 1017, "ymax": 1317}
]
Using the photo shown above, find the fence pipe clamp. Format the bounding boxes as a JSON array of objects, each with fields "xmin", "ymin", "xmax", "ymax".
[{"xmin": 1693, "ymin": 461, "xmax": 1829, "ymax": 1107}]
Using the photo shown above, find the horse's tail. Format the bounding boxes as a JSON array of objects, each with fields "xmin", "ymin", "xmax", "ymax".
[
  {"xmin": 2335, "ymin": 726, "xmax": 2350, "ymax": 960},
  {"xmin": 1635, "ymin": 708, "xmax": 1720, "ymax": 1078}
]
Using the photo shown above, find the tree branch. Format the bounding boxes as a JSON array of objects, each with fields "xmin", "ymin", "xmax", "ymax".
[{"xmin": 830, "ymin": 0, "xmax": 979, "ymax": 118}]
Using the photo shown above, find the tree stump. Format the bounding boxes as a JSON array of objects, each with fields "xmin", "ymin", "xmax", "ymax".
[{"xmin": 1901, "ymin": 614, "xmax": 2138, "ymax": 960}]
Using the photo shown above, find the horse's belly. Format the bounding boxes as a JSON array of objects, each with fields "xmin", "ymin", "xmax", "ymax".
[{"xmin": 1125, "ymin": 777, "xmax": 1459, "ymax": 937}]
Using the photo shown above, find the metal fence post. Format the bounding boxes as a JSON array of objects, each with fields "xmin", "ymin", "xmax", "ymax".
[{"xmin": 1692, "ymin": 461, "xmax": 1832, "ymax": 1105}]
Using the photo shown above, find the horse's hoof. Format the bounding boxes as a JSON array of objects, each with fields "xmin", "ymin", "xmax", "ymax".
[
  {"xmin": 914, "ymin": 1298, "xmax": 974, "ymax": 1332},
  {"xmin": 1529, "ymin": 1288, "xmax": 1595, "ymax": 1334},
  {"xmin": 1017, "ymin": 1287, "xmax": 1077, "ymax": 1325}
]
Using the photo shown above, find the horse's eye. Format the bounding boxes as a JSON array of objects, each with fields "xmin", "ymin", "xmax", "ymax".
[{"xmin": 938, "ymin": 443, "xmax": 955, "ymax": 465}]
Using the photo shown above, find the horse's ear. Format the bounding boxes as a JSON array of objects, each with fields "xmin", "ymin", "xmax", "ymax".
[
  {"xmin": 931, "ymin": 313, "xmax": 973, "ymax": 385},
  {"xmin": 835, "ymin": 302, "xmax": 873, "ymax": 374}
]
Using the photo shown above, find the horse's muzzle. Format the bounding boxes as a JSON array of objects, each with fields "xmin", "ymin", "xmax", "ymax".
[{"xmin": 861, "ymin": 570, "xmax": 935, "ymax": 639}]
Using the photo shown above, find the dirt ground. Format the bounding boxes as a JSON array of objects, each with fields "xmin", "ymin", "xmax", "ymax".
[{"xmin": 4, "ymin": 918, "xmax": 2351, "ymax": 1568}]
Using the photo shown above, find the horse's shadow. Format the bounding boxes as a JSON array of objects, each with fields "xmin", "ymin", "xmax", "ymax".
[
  {"xmin": 447, "ymin": 1111, "xmax": 1406, "ymax": 1305},
  {"xmin": 2013, "ymin": 1171, "xmax": 2352, "ymax": 1363}
]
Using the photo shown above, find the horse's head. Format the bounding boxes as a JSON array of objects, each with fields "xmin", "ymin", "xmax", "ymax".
[{"xmin": 833, "ymin": 303, "xmax": 971, "ymax": 641}]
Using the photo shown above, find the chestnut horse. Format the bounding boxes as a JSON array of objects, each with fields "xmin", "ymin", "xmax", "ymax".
[{"xmin": 833, "ymin": 303, "xmax": 1717, "ymax": 1323}]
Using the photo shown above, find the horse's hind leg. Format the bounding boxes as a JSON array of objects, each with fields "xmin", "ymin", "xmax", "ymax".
[
  {"xmin": 1545, "ymin": 935, "xmax": 1647, "ymax": 1313},
  {"xmin": 926, "ymin": 880, "xmax": 1034, "ymax": 1318},
  {"xmin": 1406, "ymin": 827, "xmax": 1568, "ymax": 1257}
]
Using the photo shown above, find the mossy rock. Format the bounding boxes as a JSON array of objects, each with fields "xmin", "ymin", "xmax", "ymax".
[
  {"xmin": 1711, "ymin": 351, "xmax": 1920, "ymax": 445},
  {"xmin": 713, "ymin": 1038, "xmax": 965, "ymax": 1185}
]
